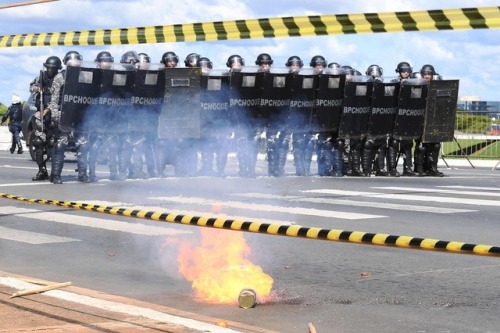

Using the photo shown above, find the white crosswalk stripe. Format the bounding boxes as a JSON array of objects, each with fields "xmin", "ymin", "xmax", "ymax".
[
  {"xmin": 375, "ymin": 186, "xmax": 500, "ymax": 197},
  {"xmin": 303, "ymin": 188, "xmax": 500, "ymax": 207},
  {"xmin": 0, "ymin": 226, "xmax": 79, "ymax": 244},
  {"xmin": 148, "ymin": 196, "xmax": 385, "ymax": 220},
  {"xmin": 1, "ymin": 206, "xmax": 190, "ymax": 237},
  {"xmin": 232, "ymin": 192, "xmax": 475, "ymax": 214}
]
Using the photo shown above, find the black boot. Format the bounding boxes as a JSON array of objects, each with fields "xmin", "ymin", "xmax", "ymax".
[
  {"xmin": 402, "ymin": 149, "xmax": 416, "ymax": 176},
  {"xmin": 361, "ymin": 148, "xmax": 373, "ymax": 177},
  {"xmin": 428, "ymin": 144, "xmax": 444, "ymax": 177},
  {"xmin": 50, "ymin": 141, "xmax": 66, "ymax": 184},
  {"xmin": 77, "ymin": 150, "xmax": 89, "ymax": 183},
  {"xmin": 293, "ymin": 148, "xmax": 306, "ymax": 176},
  {"xmin": 414, "ymin": 147, "xmax": 426, "ymax": 177},
  {"xmin": 349, "ymin": 149, "xmax": 364, "ymax": 176},
  {"xmin": 9, "ymin": 139, "xmax": 16, "ymax": 154},
  {"xmin": 32, "ymin": 165, "xmax": 49, "ymax": 181},
  {"xmin": 331, "ymin": 148, "xmax": 344, "ymax": 177},
  {"xmin": 386, "ymin": 146, "xmax": 400, "ymax": 177},
  {"xmin": 16, "ymin": 140, "xmax": 23, "ymax": 154}
]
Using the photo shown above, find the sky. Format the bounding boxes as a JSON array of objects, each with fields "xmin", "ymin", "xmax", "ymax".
[{"xmin": 0, "ymin": 0, "xmax": 499, "ymax": 106}]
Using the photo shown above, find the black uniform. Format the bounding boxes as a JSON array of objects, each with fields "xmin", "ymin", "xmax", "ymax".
[{"xmin": 1, "ymin": 99, "xmax": 23, "ymax": 154}]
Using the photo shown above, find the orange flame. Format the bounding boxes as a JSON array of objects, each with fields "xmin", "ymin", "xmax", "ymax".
[{"xmin": 177, "ymin": 228, "xmax": 273, "ymax": 304}]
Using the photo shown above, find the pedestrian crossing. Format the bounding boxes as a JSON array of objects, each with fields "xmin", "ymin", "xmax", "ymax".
[{"xmin": 2, "ymin": 184, "xmax": 499, "ymax": 245}]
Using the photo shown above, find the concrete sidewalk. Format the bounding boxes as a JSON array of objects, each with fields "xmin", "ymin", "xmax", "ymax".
[
  {"xmin": 1, "ymin": 124, "xmax": 498, "ymax": 170},
  {"xmin": 0, "ymin": 272, "xmax": 271, "ymax": 333}
]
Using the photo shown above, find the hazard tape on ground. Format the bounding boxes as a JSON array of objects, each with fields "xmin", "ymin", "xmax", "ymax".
[
  {"xmin": 0, "ymin": 7, "xmax": 498, "ymax": 48},
  {"xmin": 2, "ymin": 192, "xmax": 500, "ymax": 258}
]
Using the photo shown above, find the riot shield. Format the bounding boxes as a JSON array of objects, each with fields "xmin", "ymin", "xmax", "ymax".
[
  {"xmin": 129, "ymin": 64, "xmax": 165, "ymax": 136},
  {"xmin": 286, "ymin": 68, "xmax": 316, "ymax": 133},
  {"xmin": 200, "ymin": 69, "xmax": 231, "ymax": 131},
  {"xmin": 93, "ymin": 63, "xmax": 136, "ymax": 134},
  {"xmin": 59, "ymin": 61, "xmax": 102, "ymax": 132},
  {"xmin": 339, "ymin": 76, "xmax": 373, "ymax": 140},
  {"xmin": 367, "ymin": 80, "xmax": 400, "ymax": 139},
  {"xmin": 312, "ymin": 69, "xmax": 346, "ymax": 133},
  {"xmin": 257, "ymin": 67, "xmax": 290, "ymax": 130},
  {"xmin": 229, "ymin": 67, "xmax": 261, "ymax": 128},
  {"xmin": 158, "ymin": 67, "xmax": 201, "ymax": 139},
  {"xmin": 422, "ymin": 79, "xmax": 459, "ymax": 143},
  {"xmin": 393, "ymin": 78, "xmax": 429, "ymax": 141}
]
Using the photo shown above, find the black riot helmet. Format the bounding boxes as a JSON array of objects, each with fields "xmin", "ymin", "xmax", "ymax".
[
  {"xmin": 197, "ymin": 57, "xmax": 213, "ymax": 69},
  {"xmin": 160, "ymin": 51, "xmax": 179, "ymax": 65},
  {"xmin": 310, "ymin": 55, "xmax": 327, "ymax": 68},
  {"xmin": 43, "ymin": 56, "xmax": 62, "ymax": 70},
  {"xmin": 184, "ymin": 53, "xmax": 201, "ymax": 67},
  {"xmin": 95, "ymin": 51, "xmax": 114, "ymax": 63},
  {"xmin": 63, "ymin": 51, "xmax": 83, "ymax": 65},
  {"xmin": 285, "ymin": 56, "xmax": 303, "ymax": 68},
  {"xmin": 120, "ymin": 50, "xmax": 140, "ymax": 64},
  {"xmin": 328, "ymin": 62, "xmax": 341, "ymax": 69},
  {"xmin": 420, "ymin": 64, "xmax": 436, "ymax": 76},
  {"xmin": 138, "ymin": 53, "xmax": 151, "ymax": 63},
  {"xmin": 226, "ymin": 54, "xmax": 245, "ymax": 68},
  {"xmin": 341, "ymin": 65, "xmax": 355, "ymax": 75},
  {"xmin": 366, "ymin": 64, "xmax": 383, "ymax": 78},
  {"xmin": 395, "ymin": 61, "xmax": 412, "ymax": 74},
  {"xmin": 255, "ymin": 53, "xmax": 273, "ymax": 65}
]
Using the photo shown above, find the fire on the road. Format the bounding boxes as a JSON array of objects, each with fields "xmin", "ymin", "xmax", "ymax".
[{"xmin": 175, "ymin": 228, "xmax": 273, "ymax": 305}]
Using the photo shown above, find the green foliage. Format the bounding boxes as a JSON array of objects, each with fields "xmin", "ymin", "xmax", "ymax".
[
  {"xmin": 0, "ymin": 102, "xmax": 6, "ymax": 117},
  {"xmin": 455, "ymin": 113, "xmax": 493, "ymax": 133}
]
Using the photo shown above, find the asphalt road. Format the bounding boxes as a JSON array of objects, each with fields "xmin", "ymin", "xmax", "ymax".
[{"xmin": 1, "ymin": 149, "xmax": 500, "ymax": 333}]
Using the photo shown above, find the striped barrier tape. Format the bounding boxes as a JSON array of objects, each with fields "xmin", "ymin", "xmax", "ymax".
[
  {"xmin": 0, "ymin": 6, "xmax": 498, "ymax": 48},
  {"xmin": 1, "ymin": 192, "xmax": 500, "ymax": 258}
]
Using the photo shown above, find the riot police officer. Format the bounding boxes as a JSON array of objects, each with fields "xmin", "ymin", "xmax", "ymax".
[
  {"xmin": 173, "ymin": 53, "xmax": 201, "ymax": 177},
  {"xmin": 286, "ymin": 56, "xmax": 310, "ymax": 176},
  {"xmin": 161, "ymin": 51, "xmax": 179, "ymax": 68},
  {"xmin": 256, "ymin": 53, "xmax": 289, "ymax": 176},
  {"xmin": 361, "ymin": 64, "xmax": 389, "ymax": 176},
  {"xmin": 156, "ymin": 51, "xmax": 179, "ymax": 177},
  {"xmin": 29, "ymin": 55, "xmax": 61, "ymax": 181},
  {"xmin": 48, "ymin": 51, "xmax": 84, "ymax": 184},
  {"xmin": 227, "ymin": 54, "xmax": 257, "ymax": 177},
  {"xmin": 117, "ymin": 51, "xmax": 140, "ymax": 180},
  {"xmin": 391, "ymin": 61, "xmax": 415, "ymax": 176},
  {"xmin": 414, "ymin": 64, "xmax": 444, "ymax": 177},
  {"xmin": 1, "ymin": 94, "xmax": 24, "ymax": 154},
  {"xmin": 88, "ymin": 51, "xmax": 120, "ymax": 181}
]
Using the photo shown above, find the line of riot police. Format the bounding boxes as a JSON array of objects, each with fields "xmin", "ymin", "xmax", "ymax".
[{"xmin": 28, "ymin": 50, "xmax": 458, "ymax": 183}]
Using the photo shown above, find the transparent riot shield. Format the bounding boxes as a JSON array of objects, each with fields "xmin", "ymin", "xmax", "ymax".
[
  {"xmin": 339, "ymin": 76, "xmax": 373, "ymax": 140},
  {"xmin": 393, "ymin": 78, "xmax": 429, "ymax": 141},
  {"xmin": 257, "ymin": 67, "xmax": 290, "ymax": 130},
  {"xmin": 422, "ymin": 79, "xmax": 459, "ymax": 143},
  {"xmin": 286, "ymin": 68, "xmax": 316, "ymax": 134},
  {"xmin": 200, "ymin": 69, "xmax": 231, "ymax": 131},
  {"xmin": 312, "ymin": 69, "xmax": 346, "ymax": 133},
  {"xmin": 60, "ymin": 61, "xmax": 102, "ymax": 132},
  {"xmin": 367, "ymin": 80, "xmax": 400, "ymax": 139},
  {"xmin": 158, "ymin": 67, "xmax": 201, "ymax": 139}
]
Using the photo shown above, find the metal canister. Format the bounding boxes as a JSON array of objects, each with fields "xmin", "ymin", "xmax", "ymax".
[{"xmin": 238, "ymin": 289, "xmax": 257, "ymax": 309}]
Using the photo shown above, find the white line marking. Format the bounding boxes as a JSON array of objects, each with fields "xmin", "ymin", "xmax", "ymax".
[
  {"xmin": 1, "ymin": 206, "xmax": 189, "ymax": 236},
  {"xmin": 303, "ymin": 189, "xmax": 500, "ymax": 207},
  {"xmin": 0, "ymin": 226, "xmax": 79, "ymax": 244},
  {"xmin": 0, "ymin": 182, "xmax": 53, "ymax": 187},
  {"xmin": 148, "ymin": 196, "xmax": 385, "ymax": 220},
  {"xmin": 439, "ymin": 185, "xmax": 500, "ymax": 192},
  {"xmin": 232, "ymin": 193, "xmax": 475, "ymax": 214},
  {"xmin": 374, "ymin": 186, "xmax": 500, "ymax": 197},
  {"xmin": 0, "ymin": 277, "xmax": 238, "ymax": 333}
]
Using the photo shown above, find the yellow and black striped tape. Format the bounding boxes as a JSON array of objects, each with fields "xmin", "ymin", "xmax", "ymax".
[
  {"xmin": 0, "ymin": 7, "xmax": 498, "ymax": 48},
  {"xmin": 1, "ymin": 192, "xmax": 499, "ymax": 258}
]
